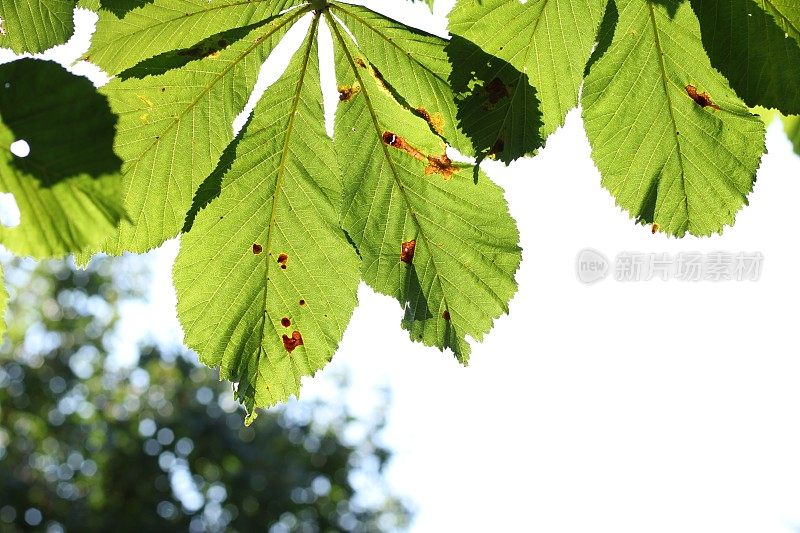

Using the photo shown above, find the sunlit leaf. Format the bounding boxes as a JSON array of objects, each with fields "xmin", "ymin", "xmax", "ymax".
[
  {"xmin": 0, "ymin": 0, "xmax": 75, "ymax": 53},
  {"xmin": 83, "ymin": 0, "xmax": 305, "ymax": 75},
  {"xmin": 175, "ymin": 17, "xmax": 360, "ymax": 418},
  {"xmin": 329, "ymin": 12, "xmax": 521, "ymax": 361},
  {"xmin": 91, "ymin": 8, "xmax": 304, "ymax": 256},
  {"xmin": 582, "ymin": 0, "xmax": 765, "ymax": 236},
  {"xmin": 448, "ymin": 0, "xmax": 606, "ymax": 160}
]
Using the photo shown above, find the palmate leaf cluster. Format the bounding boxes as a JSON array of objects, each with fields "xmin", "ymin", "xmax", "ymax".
[{"xmin": 0, "ymin": 0, "xmax": 798, "ymax": 420}]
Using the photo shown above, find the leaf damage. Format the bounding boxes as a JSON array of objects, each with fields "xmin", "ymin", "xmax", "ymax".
[
  {"xmin": 686, "ymin": 84, "xmax": 721, "ymax": 110},
  {"xmin": 338, "ymin": 83, "xmax": 361, "ymax": 101},
  {"xmin": 416, "ymin": 107, "xmax": 445, "ymax": 136},
  {"xmin": 381, "ymin": 131, "xmax": 456, "ymax": 180},
  {"xmin": 277, "ymin": 253, "xmax": 288, "ymax": 269},
  {"xmin": 282, "ymin": 331, "xmax": 304, "ymax": 353},
  {"xmin": 400, "ymin": 239, "xmax": 416, "ymax": 264}
]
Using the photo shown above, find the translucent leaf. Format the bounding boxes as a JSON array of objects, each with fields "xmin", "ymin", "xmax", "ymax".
[
  {"xmin": 448, "ymin": 0, "xmax": 606, "ymax": 161},
  {"xmin": 329, "ymin": 13, "xmax": 521, "ymax": 361},
  {"xmin": 329, "ymin": 3, "xmax": 472, "ymax": 154},
  {"xmin": 0, "ymin": 0, "xmax": 75, "ymax": 53},
  {"xmin": 754, "ymin": 0, "xmax": 800, "ymax": 44},
  {"xmin": 0, "ymin": 59, "xmax": 124, "ymax": 258},
  {"xmin": 83, "ymin": 0, "xmax": 305, "ymax": 75},
  {"xmin": 91, "ymin": 8, "xmax": 304, "ymax": 256},
  {"xmin": 582, "ymin": 0, "xmax": 765, "ymax": 237},
  {"xmin": 692, "ymin": 0, "xmax": 800, "ymax": 114},
  {"xmin": 175, "ymin": 17, "xmax": 360, "ymax": 419}
]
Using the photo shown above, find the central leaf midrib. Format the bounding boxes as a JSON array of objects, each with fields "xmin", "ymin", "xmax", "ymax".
[
  {"xmin": 646, "ymin": 3, "xmax": 689, "ymax": 227},
  {"xmin": 255, "ymin": 14, "xmax": 320, "ymax": 374},
  {"xmin": 327, "ymin": 11, "xmax": 457, "ymax": 340}
]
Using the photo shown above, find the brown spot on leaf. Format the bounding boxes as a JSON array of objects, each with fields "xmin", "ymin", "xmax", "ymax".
[
  {"xmin": 442, "ymin": 310, "xmax": 451, "ymax": 321},
  {"xmin": 484, "ymin": 77, "xmax": 511, "ymax": 109},
  {"xmin": 382, "ymin": 131, "xmax": 402, "ymax": 148},
  {"xmin": 686, "ymin": 85, "xmax": 721, "ymax": 110},
  {"xmin": 424, "ymin": 153, "xmax": 456, "ymax": 181},
  {"xmin": 299, "ymin": 299, "xmax": 306, "ymax": 306},
  {"xmin": 416, "ymin": 107, "xmax": 445, "ymax": 136},
  {"xmin": 651, "ymin": 223, "xmax": 659, "ymax": 234},
  {"xmin": 382, "ymin": 131, "xmax": 456, "ymax": 180},
  {"xmin": 338, "ymin": 83, "xmax": 360, "ymax": 101},
  {"xmin": 401, "ymin": 240, "xmax": 416, "ymax": 264},
  {"xmin": 282, "ymin": 331, "xmax": 304, "ymax": 353},
  {"xmin": 252, "ymin": 243, "xmax": 263, "ymax": 254},
  {"xmin": 277, "ymin": 253, "xmax": 288, "ymax": 269},
  {"xmin": 355, "ymin": 57, "xmax": 367, "ymax": 68},
  {"xmin": 281, "ymin": 317, "xmax": 291, "ymax": 327}
]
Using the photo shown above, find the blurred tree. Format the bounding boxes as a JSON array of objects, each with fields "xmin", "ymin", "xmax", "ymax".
[{"xmin": 0, "ymin": 258, "xmax": 409, "ymax": 532}]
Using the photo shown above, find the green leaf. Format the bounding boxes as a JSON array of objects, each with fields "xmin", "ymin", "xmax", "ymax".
[
  {"xmin": 0, "ymin": 0, "xmax": 75, "ymax": 53},
  {"xmin": 691, "ymin": 0, "xmax": 800, "ymax": 114},
  {"xmin": 754, "ymin": 0, "xmax": 800, "ymax": 44},
  {"xmin": 174, "ymin": 16, "xmax": 360, "ymax": 420},
  {"xmin": 582, "ymin": 0, "xmax": 765, "ymax": 237},
  {"xmin": 0, "ymin": 59, "xmax": 125, "ymax": 258},
  {"xmin": 448, "ymin": 0, "xmax": 606, "ymax": 159},
  {"xmin": 83, "ymin": 0, "xmax": 305, "ymax": 75},
  {"xmin": 329, "ymin": 3, "xmax": 471, "ymax": 154},
  {"xmin": 785, "ymin": 115, "xmax": 800, "ymax": 156},
  {"xmin": 91, "ymin": 8, "xmax": 304, "ymax": 257},
  {"xmin": 329, "ymin": 12, "xmax": 521, "ymax": 361}
]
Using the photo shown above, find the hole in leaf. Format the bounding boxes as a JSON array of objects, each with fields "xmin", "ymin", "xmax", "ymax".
[{"xmin": 10, "ymin": 140, "xmax": 29, "ymax": 158}]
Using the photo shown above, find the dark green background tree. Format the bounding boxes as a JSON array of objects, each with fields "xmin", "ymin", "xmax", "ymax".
[{"xmin": 0, "ymin": 258, "xmax": 410, "ymax": 532}]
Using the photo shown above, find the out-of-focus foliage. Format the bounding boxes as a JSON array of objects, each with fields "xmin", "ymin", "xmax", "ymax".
[{"xmin": 0, "ymin": 257, "xmax": 410, "ymax": 532}]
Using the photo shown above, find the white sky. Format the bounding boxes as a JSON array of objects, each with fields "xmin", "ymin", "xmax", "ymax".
[{"xmin": 4, "ymin": 2, "xmax": 800, "ymax": 532}]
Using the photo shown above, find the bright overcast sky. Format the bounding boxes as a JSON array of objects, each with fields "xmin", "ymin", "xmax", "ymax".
[{"xmin": 4, "ymin": 2, "xmax": 800, "ymax": 532}]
